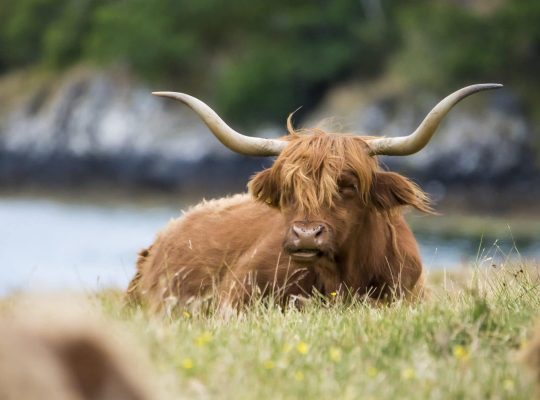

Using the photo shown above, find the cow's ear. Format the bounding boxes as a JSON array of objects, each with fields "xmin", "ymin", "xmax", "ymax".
[
  {"xmin": 371, "ymin": 171, "xmax": 433, "ymax": 213},
  {"xmin": 248, "ymin": 168, "xmax": 281, "ymax": 208}
]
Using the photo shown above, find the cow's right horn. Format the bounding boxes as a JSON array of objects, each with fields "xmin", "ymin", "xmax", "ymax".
[
  {"xmin": 367, "ymin": 83, "xmax": 503, "ymax": 156},
  {"xmin": 153, "ymin": 92, "xmax": 287, "ymax": 156}
]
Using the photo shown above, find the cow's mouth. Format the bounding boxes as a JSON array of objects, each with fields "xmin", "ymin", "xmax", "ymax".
[{"xmin": 288, "ymin": 249, "xmax": 323, "ymax": 262}]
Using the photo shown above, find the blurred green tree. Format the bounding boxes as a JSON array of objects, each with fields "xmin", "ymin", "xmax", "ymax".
[
  {"xmin": 393, "ymin": 1, "xmax": 540, "ymax": 92},
  {"xmin": 0, "ymin": 0, "xmax": 67, "ymax": 69},
  {"xmin": 0, "ymin": 0, "xmax": 538, "ymax": 125},
  {"xmin": 83, "ymin": 0, "xmax": 402, "ymax": 124}
]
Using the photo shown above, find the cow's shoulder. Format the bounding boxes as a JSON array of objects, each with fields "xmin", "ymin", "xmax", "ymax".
[
  {"xmin": 188, "ymin": 193, "xmax": 252, "ymax": 214},
  {"xmin": 157, "ymin": 193, "xmax": 278, "ymax": 239}
]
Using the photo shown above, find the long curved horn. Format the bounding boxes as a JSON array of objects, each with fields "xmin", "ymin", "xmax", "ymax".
[
  {"xmin": 152, "ymin": 92, "xmax": 287, "ymax": 156},
  {"xmin": 367, "ymin": 83, "xmax": 503, "ymax": 156}
]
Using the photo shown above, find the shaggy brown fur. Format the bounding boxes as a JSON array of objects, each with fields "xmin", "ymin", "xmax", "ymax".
[
  {"xmin": 128, "ymin": 125, "xmax": 432, "ymax": 313},
  {"xmin": 0, "ymin": 297, "xmax": 154, "ymax": 400}
]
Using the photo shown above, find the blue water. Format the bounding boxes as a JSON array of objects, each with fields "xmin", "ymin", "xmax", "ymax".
[{"xmin": 0, "ymin": 196, "xmax": 538, "ymax": 295}]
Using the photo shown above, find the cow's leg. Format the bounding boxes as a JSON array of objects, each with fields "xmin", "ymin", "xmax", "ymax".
[
  {"xmin": 406, "ymin": 272, "xmax": 427, "ymax": 301},
  {"xmin": 125, "ymin": 246, "xmax": 153, "ymax": 304},
  {"xmin": 214, "ymin": 252, "xmax": 315, "ymax": 313}
]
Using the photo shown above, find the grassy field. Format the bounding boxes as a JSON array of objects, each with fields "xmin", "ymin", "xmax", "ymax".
[{"xmin": 81, "ymin": 262, "xmax": 540, "ymax": 400}]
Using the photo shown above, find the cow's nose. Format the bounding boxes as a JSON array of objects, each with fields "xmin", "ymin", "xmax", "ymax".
[{"xmin": 291, "ymin": 222, "xmax": 327, "ymax": 248}]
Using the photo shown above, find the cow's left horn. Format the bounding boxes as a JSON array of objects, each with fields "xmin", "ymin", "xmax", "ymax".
[
  {"xmin": 152, "ymin": 92, "xmax": 287, "ymax": 156},
  {"xmin": 367, "ymin": 83, "xmax": 503, "ymax": 156}
]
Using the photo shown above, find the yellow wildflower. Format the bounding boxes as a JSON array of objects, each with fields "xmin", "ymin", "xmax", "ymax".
[
  {"xmin": 294, "ymin": 371, "xmax": 304, "ymax": 381},
  {"xmin": 263, "ymin": 360, "xmax": 275, "ymax": 370},
  {"xmin": 330, "ymin": 292, "xmax": 337, "ymax": 297},
  {"xmin": 503, "ymin": 379, "xmax": 515, "ymax": 391},
  {"xmin": 329, "ymin": 347, "xmax": 342, "ymax": 362},
  {"xmin": 367, "ymin": 366, "xmax": 378, "ymax": 377},
  {"xmin": 296, "ymin": 341, "xmax": 309, "ymax": 355},
  {"xmin": 181, "ymin": 358, "xmax": 193, "ymax": 370},
  {"xmin": 401, "ymin": 368, "xmax": 415, "ymax": 380},
  {"xmin": 182, "ymin": 311, "xmax": 191, "ymax": 319},
  {"xmin": 452, "ymin": 345, "xmax": 470, "ymax": 362},
  {"xmin": 195, "ymin": 331, "xmax": 213, "ymax": 347}
]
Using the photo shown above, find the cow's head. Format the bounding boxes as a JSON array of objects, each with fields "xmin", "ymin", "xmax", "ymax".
[
  {"xmin": 247, "ymin": 129, "xmax": 433, "ymax": 264},
  {"xmin": 153, "ymin": 84, "xmax": 501, "ymax": 265}
]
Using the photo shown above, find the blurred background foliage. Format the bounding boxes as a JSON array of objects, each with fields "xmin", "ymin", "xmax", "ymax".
[{"xmin": 0, "ymin": 0, "xmax": 538, "ymax": 123}]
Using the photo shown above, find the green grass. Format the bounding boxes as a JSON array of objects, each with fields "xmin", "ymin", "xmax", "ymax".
[{"xmin": 90, "ymin": 263, "xmax": 540, "ymax": 399}]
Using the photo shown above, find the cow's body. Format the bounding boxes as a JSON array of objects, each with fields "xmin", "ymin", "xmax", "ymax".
[
  {"xmin": 127, "ymin": 84, "xmax": 501, "ymax": 313},
  {"xmin": 129, "ymin": 187, "xmax": 423, "ymax": 313}
]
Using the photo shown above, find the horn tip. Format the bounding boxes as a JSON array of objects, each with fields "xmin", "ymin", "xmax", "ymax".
[
  {"xmin": 152, "ymin": 91, "xmax": 189, "ymax": 102},
  {"xmin": 477, "ymin": 83, "xmax": 503, "ymax": 90}
]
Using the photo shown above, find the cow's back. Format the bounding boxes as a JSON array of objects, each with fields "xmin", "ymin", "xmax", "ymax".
[{"xmin": 130, "ymin": 194, "xmax": 286, "ymax": 310}]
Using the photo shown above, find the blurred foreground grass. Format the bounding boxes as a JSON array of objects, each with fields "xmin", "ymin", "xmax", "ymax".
[{"xmin": 3, "ymin": 264, "xmax": 540, "ymax": 399}]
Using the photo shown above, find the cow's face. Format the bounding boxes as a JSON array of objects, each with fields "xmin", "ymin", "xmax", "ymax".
[{"xmin": 249, "ymin": 131, "xmax": 431, "ymax": 266}]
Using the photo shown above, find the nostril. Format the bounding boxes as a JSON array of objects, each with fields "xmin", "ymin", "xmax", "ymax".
[{"xmin": 314, "ymin": 225, "xmax": 325, "ymax": 238}]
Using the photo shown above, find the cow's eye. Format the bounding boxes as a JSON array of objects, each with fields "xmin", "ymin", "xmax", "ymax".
[{"xmin": 338, "ymin": 184, "xmax": 356, "ymax": 197}]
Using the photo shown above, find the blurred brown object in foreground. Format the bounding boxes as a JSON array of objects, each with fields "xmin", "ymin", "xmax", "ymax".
[
  {"xmin": 524, "ymin": 321, "xmax": 540, "ymax": 396},
  {"xmin": 0, "ymin": 296, "xmax": 154, "ymax": 400}
]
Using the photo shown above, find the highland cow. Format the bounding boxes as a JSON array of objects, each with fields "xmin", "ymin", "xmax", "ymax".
[{"xmin": 127, "ymin": 83, "xmax": 502, "ymax": 313}]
